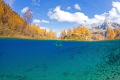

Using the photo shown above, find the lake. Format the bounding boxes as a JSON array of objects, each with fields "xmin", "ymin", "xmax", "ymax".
[{"xmin": 0, "ymin": 38, "xmax": 120, "ymax": 80}]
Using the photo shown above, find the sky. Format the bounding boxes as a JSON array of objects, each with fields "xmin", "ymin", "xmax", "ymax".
[{"xmin": 4, "ymin": 0, "xmax": 120, "ymax": 36}]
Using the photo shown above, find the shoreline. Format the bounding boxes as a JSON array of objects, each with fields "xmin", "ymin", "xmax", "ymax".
[{"xmin": 0, "ymin": 36, "xmax": 120, "ymax": 42}]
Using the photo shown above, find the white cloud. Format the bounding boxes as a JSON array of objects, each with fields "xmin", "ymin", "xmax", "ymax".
[
  {"xmin": 74, "ymin": 4, "xmax": 81, "ymax": 10},
  {"xmin": 48, "ymin": 6, "xmax": 89, "ymax": 24},
  {"xmin": 32, "ymin": 0, "xmax": 40, "ymax": 6},
  {"xmin": 67, "ymin": 7, "xmax": 71, "ymax": 10},
  {"xmin": 57, "ymin": 32, "xmax": 61, "ymax": 37},
  {"xmin": 112, "ymin": 2, "xmax": 120, "ymax": 14},
  {"xmin": 4, "ymin": 0, "xmax": 16, "ymax": 7},
  {"xmin": 21, "ymin": 7, "xmax": 29, "ymax": 13},
  {"xmin": 41, "ymin": 20, "xmax": 49, "ymax": 23},
  {"xmin": 48, "ymin": 2, "xmax": 120, "ymax": 26},
  {"xmin": 33, "ymin": 19, "xmax": 49, "ymax": 23},
  {"xmin": 36, "ymin": 23, "xmax": 40, "ymax": 26},
  {"xmin": 33, "ymin": 19, "xmax": 41, "ymax": 23},
  {"xmin": 105, "ymin": 2, "xmax": 120, "ymax": 22},
  {"xmin": 40, "ymin": 27, "xmax": 50, "ymax": 32}
]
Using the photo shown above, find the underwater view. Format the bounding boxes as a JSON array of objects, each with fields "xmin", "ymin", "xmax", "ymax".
[
  {"xmin": 0, "ymin": 38, "xmax": 120, "ymax": 80},
  {"xmin": 1, "ymin": 0, "xmax": 120, "ymax": 79}
]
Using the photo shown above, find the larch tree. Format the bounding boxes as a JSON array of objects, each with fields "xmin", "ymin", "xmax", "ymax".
[
  {"xmin": 73, "ymin": 26, "xmax": 77, "ymax": 33},
  {"xmin": 43, "ymin": 28, "xmax": 47, "ymax": 36},
  {"xmin": 116, "ymin": 28, "xmax": 120, "ymax": 35},
  {"xmin": 0, "ymin": 1, "xmax": 4, "ymax": 20},
  {"xmin": 67, "ymin": 27, "xmax": 73, "ymax": 35},
  {"xmin": 22, "ymin": 8, "xmax": 33, "ymax": 25},
  {"xmin": 106, "ymin": 27, "xmax": 115, "ymax": 39},
  {"xmin": 47, "ymin": 29, "xmax": 57, "ymax": 39},
  {"xmin": 60, "ymin": 30, "xmax": 66, "ymax": 39}
]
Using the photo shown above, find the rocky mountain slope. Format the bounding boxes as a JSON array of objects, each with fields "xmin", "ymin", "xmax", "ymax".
[{"xmin": 91, "ymin": 18, "xmax": 120, "ymax": 30}]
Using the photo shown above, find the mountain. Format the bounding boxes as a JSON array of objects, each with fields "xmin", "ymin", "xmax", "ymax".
[{"xmin": 91, "ymin": 18, "xmax": 120, "ymax": 30}]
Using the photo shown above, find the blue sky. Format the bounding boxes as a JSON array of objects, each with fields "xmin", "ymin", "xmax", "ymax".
[{"xmin": 4, "ymin": 0, "xmax": 120, "ymax": 36}]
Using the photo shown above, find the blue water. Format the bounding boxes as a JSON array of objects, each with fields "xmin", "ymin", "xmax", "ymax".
[{"xmin": 0, "ymin": 38, "xmax": 120, "ymax": 80}]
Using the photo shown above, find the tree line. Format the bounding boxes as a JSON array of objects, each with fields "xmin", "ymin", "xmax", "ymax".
[{"xmin": 60, "ymin": 26, "xmax": 120, "ymax": 41}]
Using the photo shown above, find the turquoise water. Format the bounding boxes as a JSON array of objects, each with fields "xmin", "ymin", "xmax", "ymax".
[{"xmin": 0, "ymin": 38, "xmax": 120, "ymax": 80}]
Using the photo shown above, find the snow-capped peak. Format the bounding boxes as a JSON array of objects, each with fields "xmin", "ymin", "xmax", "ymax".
[{"xmin": 91, "ymin": 18, "xmax": 120, "ymax": 30}]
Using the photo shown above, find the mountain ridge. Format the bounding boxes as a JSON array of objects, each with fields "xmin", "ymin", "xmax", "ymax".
[{"xmin": 91, "ymin": 18, "xmax": 120, "ymax": 30}]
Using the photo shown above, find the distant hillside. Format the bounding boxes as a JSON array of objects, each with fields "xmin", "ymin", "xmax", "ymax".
[
  {"xmin": 91, "ymin": 18, "xmax": 120, "ymax": 30},
  {"xmin": 0, "ymin": 0, "xmax": 57, "ymax": 39}
]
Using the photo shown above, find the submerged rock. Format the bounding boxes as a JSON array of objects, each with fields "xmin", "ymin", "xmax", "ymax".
[{"xmin": 106, "ymin": 48, "xmax": 120, "ymax": 65}]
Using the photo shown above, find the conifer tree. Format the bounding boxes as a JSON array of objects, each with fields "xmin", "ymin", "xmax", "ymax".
[{"xmin": 106, "ymin": 27, "xmax": 115, "ymax": 39}]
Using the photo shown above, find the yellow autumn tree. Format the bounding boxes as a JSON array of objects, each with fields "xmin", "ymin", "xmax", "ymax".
[
  {"xmin": 0, "ymin": 0, "xmax": 57, "ymax": 39},
  {"xmin": 0, "ymin": 1, "xmax": 4, "ymax": 20},
  {"xmin": 116, "ymin": 28, "xmax": 120, "ymax": 35},
  {"xmin": 47, "ymin": 29, "xmax": 57, "ymax": 39},
  {"xmin": 60, "ymin": 26, "xmax": 91, "ymax": 40},
  {"xmin": 60, "ymin": 30, "xmax": 66, "ymax": 39},
  {"xmin": 75, "ymin": 26, "xmax": 91, "ymax": 40},
  {"xmin": 73, "ymin": 26, "xmax": 77, "ymax": 33},
  {"xmin": 43, "ymin": 28, "xmax": 47, "ymax": 36},
  {"xmin": 67, "ymin": 27, "xmax": 73, "ymax": 35},
  {"xmin": 23, "ymin": 24, "xmax": 31, "ymax": 35},
  {"xmin": 106, "ymin": 27, "xmax": 115, "ymax": 39}
]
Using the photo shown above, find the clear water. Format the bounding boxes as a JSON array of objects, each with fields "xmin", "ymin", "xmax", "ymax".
[{"xmin": 0, "ymin": 38, "xmax": 120, "ymax": 80}]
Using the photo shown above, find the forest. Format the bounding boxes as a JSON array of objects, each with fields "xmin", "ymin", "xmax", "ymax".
[
  {"xmin": 60, "ymin": 26, "xmax": 120, "ymax": 41},
  {"xmin": 0, "ymin": 0, "xmax": 120, "ymax": 41},
  {"xmin": 0, "ymin": 0, "xmax": 57, "ymax": 39}
]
